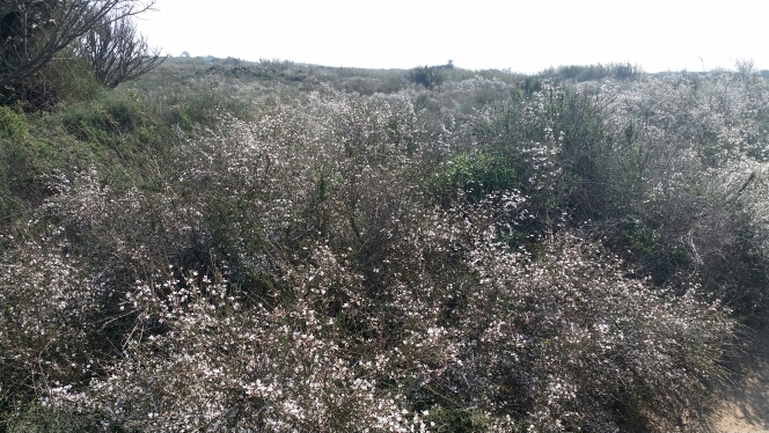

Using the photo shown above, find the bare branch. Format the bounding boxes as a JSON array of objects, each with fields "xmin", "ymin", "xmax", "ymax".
[
  {"xmin": 0, "ymin": 0, "xmax": 156, "ymax": 89},
  {"xmin": 74, "ymin": 10, "xmax": 165, "ymax": 88}
]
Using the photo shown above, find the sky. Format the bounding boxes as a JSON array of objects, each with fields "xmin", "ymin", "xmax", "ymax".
[{"xmin": 135, "ymin": 0, "xmax": 767, "ymax": 74}]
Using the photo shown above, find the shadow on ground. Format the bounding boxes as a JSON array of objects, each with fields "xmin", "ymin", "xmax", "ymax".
[{"xmin": 712, "ymin": 324, "xmax": 769, "ymax": 433}]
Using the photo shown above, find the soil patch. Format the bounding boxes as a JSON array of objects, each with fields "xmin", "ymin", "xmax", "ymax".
[{"xmin": 712, "ymin": 326, "xmax": 769, "ymax": 433}]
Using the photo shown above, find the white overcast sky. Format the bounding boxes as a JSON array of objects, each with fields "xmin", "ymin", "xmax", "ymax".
[{"xmin": 135, "ymin": 0, "xmax": 767, "ymax": 74}]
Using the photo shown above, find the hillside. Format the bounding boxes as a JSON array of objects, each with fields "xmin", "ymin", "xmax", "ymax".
[{"xmin": 1, "ymin": 57, "xmax": 769, "ymax": 432}]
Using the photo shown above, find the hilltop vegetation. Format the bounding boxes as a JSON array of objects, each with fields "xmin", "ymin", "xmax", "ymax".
[{"xmin": 2, "ymin": 55, "xmax": 769, "ymax": 432}]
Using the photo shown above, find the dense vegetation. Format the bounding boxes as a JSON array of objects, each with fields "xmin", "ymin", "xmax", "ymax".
[{"xmin": 2, "ymin": 56, "xmax": 769, "ymax": 432}]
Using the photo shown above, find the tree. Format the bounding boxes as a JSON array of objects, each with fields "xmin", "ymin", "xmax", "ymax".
[
  {"xmin": 0, "ymin": 0, "xmax": 154, "ymax": 91},
  {"xmin": 74, "ymin": 10, "xmax": 165, "ymax": 88}
]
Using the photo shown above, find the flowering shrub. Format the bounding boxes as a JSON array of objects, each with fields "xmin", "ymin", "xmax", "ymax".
[
  {"xmin": 77, "ymin": 264, "xmax": 420, "ymax": 432},
  {"xmin": 0, "ymin": 233, "xmax": 102, "ymax": 426},
  {"xmin": 1, "ymin": 66, "xmax": 763, "ymax": 432},
  {"xmin": 595, "ymin": 67, "xmax": 769, "ymax": 316},
  {"xmin": 462, "ymin": 232, "xmax": 731, "ymax": 431},
  {"xmin": 377, "ymin": 195, "xmax": 733, "ymax": 432}
]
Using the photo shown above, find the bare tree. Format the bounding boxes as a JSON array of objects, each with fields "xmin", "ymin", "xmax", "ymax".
[
  {"xmin": 75, "ymin": 11, "xmax": 165, "ymax": 88},
  {"xmin": 0, "ymin": 0, "xmax": 154, "ymax": 90}
]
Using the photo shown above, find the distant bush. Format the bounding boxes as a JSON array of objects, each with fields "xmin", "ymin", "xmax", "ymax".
[
  {"xmin": 539, "ymin": 62, "xmax": 642, "ymax": 82},
  {"xmin": 154, "ymin": 85, "xmax": 253, "ymax": 131},
  {"xmin": 408, "ymin": 65, "xmax": 446, "ymax": 89}
]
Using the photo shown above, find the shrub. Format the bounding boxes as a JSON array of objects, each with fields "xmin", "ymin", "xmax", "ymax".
[
  {"xmin": 430, "ymin": 151, "xmax": 518, "ymax": 203},
  {"xmin": 465, "ymin": 234, "xmax": 731, "ymax": 432},
  {"xmin": 0, "ymin": 106, "xmax": 74, "ymax": 219},
  {"xmin": 0, "ymin": 234, "xmax": 106, "ymax": 429},
  {"xmin": 59, "ymin": 94, "xmax": 146, "ymax": 141},
  {"xmin": 153, "ymin": 86, "xmax": 252, "ymax": 131},
  {"xmin": 0, "ymin": 106, "xmax": 29, "ymax": 222},
  {"xmin": 408, "ymin": 65, "xmax": 446, "ymax": 89},
  {"xmin": 457, "ymin": 82, "xmax": 613, "ymax": 227},
  {"xmin": 596, "ymin": 68, "xmax": 769, "ymax": 320},
  {"xmin": 1, "ymin": 54, "xmax": 104, "ymax": 111},
  {"xmin": 0, "ymin": 64, "xmax": 755, "ymax": 433},
  {"xmin": 380, "ymin": 194, "xmax": 734, "ymax": 432},
  {"xmin": 80, "ymin": 267, "xmax": 421, "ymax": 432}
]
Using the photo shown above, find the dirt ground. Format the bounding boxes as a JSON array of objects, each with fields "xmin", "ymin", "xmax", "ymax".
[{"xmin": 711, "ymin": 328, "xmax": 769, "ymax": 433}]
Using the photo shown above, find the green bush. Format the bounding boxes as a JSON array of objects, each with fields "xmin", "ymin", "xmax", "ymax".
[
  {"xmin": 0, "ymin": 106, "xmax": 29, "ymax": 140},
  {"xmin": 0, "ymin": 106, "xmax": 69, "ymax": 222},
  {"xmin": 152, "ymin": 86, "xmax": 252, "ymax": 131},
  {"xmin": 430, "ymin": 151, "xmax": 518, "ymax": 203},
  {"xmin": 408, "ymin": 65, "xmax": 446, "ymax": 89},
  {"xmin": 1, "ymin": 54, "xmax": 103, "ymax": 111},
  {"xmin": 59, "ymin": 95, "xmax": 146, "ymax": 142},
  {"xmin": 462, "ymin": 83, "xmax": 615, "ymax": 226},
  {"xmin": 594, "ymin": 69, "xmax": 769, "ymax": 323},
  {"xmin": 608, "ymin": 217, "xmax": 690, "ymax": 285}
]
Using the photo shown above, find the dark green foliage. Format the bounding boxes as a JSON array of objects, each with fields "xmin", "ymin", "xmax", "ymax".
[
  {"xmin": 59, "ymin": 94, "xmax": 146, "ymax": 141},
  {"xmin": 464, "ymin": 85, "xmax": 615, "ymax": 223},
  {"xmin": 408, "ymin": 65, "xmax": 446, "ymax": 89},
  {"xmin": 521, "ymin": 77, "xmax": 543, "ymax": 95},
  {"xmin": 156, "ymin": 88, "xmax": 251, "ymax": 130},
  {"xmin": 609, "ymin": 217, "xmax": 690, "ymax": 285},
  {"xmin": 0, "ymin": 106, "xmax": 29, "ymax": 222},
  {"xmin": 5, "ymin": 404, "xmax": 110, "ymax": 433},
  {"xmin": 52, "ymin": 92, "xmax": 170, "ymax": 189},
  {"xmin": 0, "ymin": 105, "xmax": 28, "ymax": 140},
  {"xmin": 0, "ymin": 105, "xmax": 76, "ymax": 217},
  {"xmin": 547, "ymin": 88, "xmax": 616, "ymax": 220},
  {"xmin": 0, "ymin": 54, "xmax": 104, "ymax": 111},
  {"xmin": 431, "ymin": 151, "xmax": 518, "ymax": 202}
]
